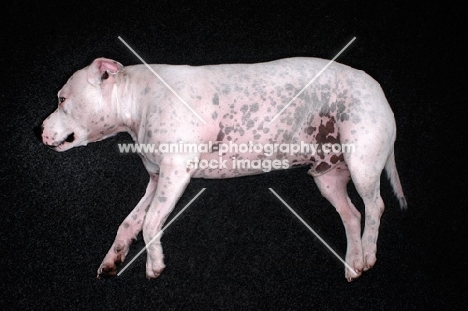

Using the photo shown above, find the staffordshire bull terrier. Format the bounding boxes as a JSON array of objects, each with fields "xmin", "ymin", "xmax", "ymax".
[{"xmin": 41, "ymin": 57, "xmax": 406, "ymax": 281}]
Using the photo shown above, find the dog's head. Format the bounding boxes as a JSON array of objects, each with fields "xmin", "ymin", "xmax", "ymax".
[{"xmin": 41, "ymin": 58, "xmax": 124, "ymax": 151}]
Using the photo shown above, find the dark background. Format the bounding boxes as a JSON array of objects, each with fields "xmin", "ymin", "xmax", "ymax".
[{"xmin": 2, "ymin": 0, "xmax": 466, "ymax": 309}]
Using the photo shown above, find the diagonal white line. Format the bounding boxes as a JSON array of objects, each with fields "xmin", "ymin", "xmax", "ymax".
[
  {"xmin": 268, "ymin": 37, "xmax": 356, "ymax": 124},
  {"xmin": 118, "ymin": 36, "xmax": 207, "ymax": 125},
  {"xmin": 269, "ymin": 188, "xmax": 357, "ymax": 276},
  {"xmin": 117, "ymin": 188, "xmax": 206, "ymax": 276}
]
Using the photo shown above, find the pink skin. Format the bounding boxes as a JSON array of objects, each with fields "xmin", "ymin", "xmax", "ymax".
[
  {"xmin": 42, "ymin": 57, "xmax": 406, "ymax": 281},
  {"xmin": 42, "ymin": 59, "xmax": 126, "ymax": 151}
]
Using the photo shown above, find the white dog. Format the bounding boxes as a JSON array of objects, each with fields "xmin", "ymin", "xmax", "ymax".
[{"xmin": 42, "ymin": 57, "xmax": 406, "ymax": 281}]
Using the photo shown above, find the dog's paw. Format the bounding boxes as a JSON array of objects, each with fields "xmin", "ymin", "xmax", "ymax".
[
  {"xmin": 345, "ymin": 249, "xmax": 364, "ymax": 282},
  {"xmin": 362, "ymin": 235, "xmax": 378, "ymax": 271},
  {"xmin": 97, "ymin": 261, "xmax": 120, "ymax": 278},
  {"xmin": 96, "ymin": 241, "xmax": 128, "ymax": 278},
  {"xmin": 145, "ymin": 253, "xmax": 166, "ymax": 279}
]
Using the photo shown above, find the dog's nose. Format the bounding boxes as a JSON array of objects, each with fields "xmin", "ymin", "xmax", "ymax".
[{"xmin": 34, "ymin": 124, "xmax": 44, "ymax": 143}]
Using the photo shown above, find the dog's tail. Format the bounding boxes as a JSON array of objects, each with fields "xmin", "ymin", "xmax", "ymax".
[{"xmin": 385, "ymin": 150, "xmax": 407, "ymax": 210}]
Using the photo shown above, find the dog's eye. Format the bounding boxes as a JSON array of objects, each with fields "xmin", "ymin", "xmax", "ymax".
[{"xmin": 58, "ymin": 97, "xmax": 66, "ymax": 104}]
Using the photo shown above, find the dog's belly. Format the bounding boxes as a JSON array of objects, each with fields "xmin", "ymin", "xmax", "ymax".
[
  {"xmin": 192, "ymin": 153, "xmax": 342, "ymax": 179},
  {"xmin": 191, "ymin": 113, "xmax": 345, "ymax": 179}
]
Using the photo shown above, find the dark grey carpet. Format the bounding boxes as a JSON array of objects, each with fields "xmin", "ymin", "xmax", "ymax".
[{"xmin": 2, "ymin": 1, "xmax": 466, "ymax": 309}]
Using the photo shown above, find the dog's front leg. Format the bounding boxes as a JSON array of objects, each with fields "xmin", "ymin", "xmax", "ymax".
[
  {"xmin": 142, "ymin": 156, "xmax": 194, "ymax": 279},
  {"xmin": 97, "ymin": 173, "xmax": 158, "ymax": 277}
]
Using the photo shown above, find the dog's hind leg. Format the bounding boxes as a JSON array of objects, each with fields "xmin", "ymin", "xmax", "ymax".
[{"xmin": 311, "ymin": 163, "xmax": 364, "ymax": 281}]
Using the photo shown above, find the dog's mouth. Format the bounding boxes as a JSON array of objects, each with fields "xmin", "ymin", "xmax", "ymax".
[{"xmin": 50, "ymin": 132, "xmax": 75, "ymax": 149}]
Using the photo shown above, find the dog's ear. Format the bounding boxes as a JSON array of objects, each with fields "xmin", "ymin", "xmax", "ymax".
[{"xmin": 87, "ymin": 58, "xmax": 124, "ymax": 85}]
